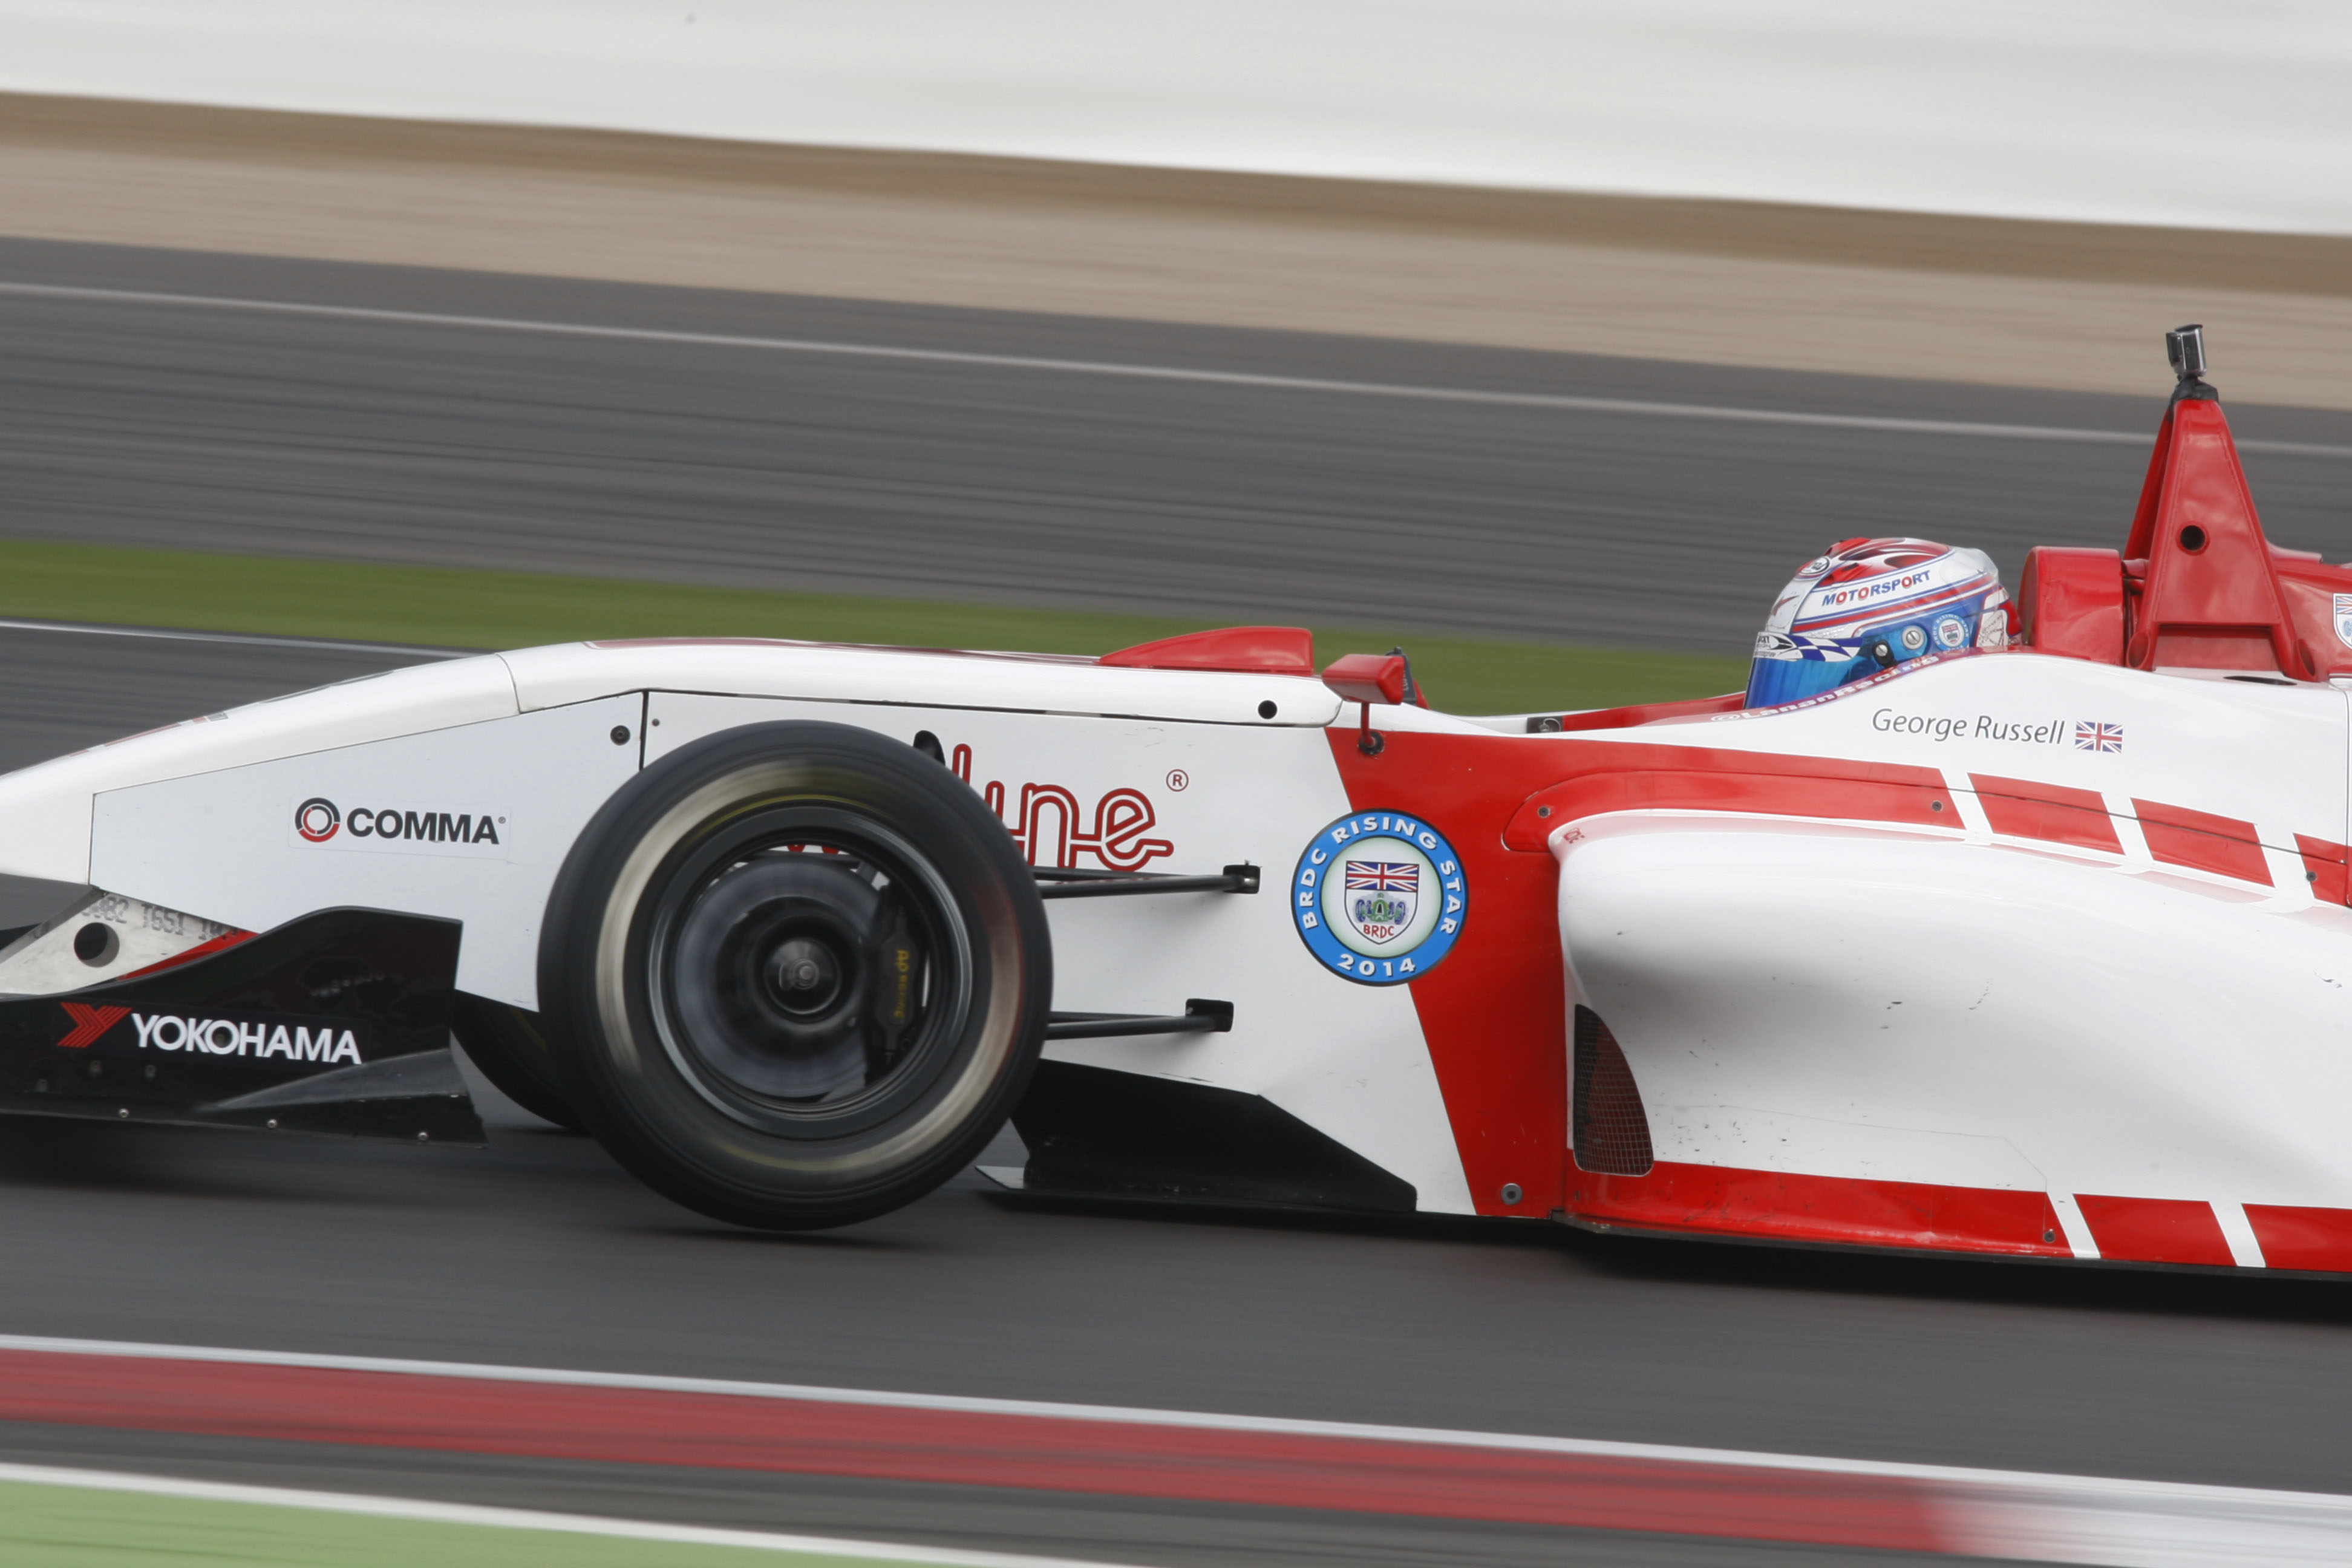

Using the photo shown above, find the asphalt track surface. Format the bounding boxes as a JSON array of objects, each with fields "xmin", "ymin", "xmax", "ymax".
[
  {"xmin": 2, "ymin": 236, "xmax": 2348, "ymax": 653},
  {"xmin": 2, "ymin": 240, "xmax": 2352, "ymax": 1563},
  {"xmin": 1, "ymin": 627, "xmax": 2351, "ymax": 1568}
]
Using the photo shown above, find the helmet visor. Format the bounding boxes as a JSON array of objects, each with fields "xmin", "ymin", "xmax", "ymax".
[{"xmin": 1745, "ymin": 652, "xmax": 1858, "ymax": 709}]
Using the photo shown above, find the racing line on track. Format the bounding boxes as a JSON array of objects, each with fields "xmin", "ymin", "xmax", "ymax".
[
  {"xmin": 1, "ymin": 1334, "xmax": 2345, "ymax": 1566},
  {"xmin": 4, "ymin": 279, "xmax": 2348, "ymax": 459}
]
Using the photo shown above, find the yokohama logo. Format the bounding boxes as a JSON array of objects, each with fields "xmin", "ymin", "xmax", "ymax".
[
  {"xmin": 54, "ymin": 1004, "xmax": 364, "ymax": 1065},
  {"xmin": 134, "ymin": 1013, "xmax": 362, "ymax": 1064},
  {"xmin": 56, "ymin": 1003, "xmax": 129, "ymax": 1049}
]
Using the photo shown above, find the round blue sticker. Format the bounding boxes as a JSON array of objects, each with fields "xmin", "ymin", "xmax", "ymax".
[{"xmin": 1291, "ymin": 811, "xmax": 1468, "ymax": 985}]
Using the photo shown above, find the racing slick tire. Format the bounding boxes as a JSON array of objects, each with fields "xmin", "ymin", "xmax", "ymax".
[
  {"xmin": 541, "ymin": 720, "xmax": 1052, "ymax": 1230},
  {"xmin": 450, "ymin": 995, "xmax": 586, "ymax": 1133}
]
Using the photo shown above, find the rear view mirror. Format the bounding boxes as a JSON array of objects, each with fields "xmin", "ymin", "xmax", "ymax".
[
  {"xmin": 1321, "ymin": 651, "xmax": 1421, "ymax": 755},
  {"xmin": 1321, "ymin": 653, "xmax": 1413, "ymax": 707}
]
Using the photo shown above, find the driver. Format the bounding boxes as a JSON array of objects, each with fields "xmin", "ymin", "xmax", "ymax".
[{"xmin": 1745, "ymin": 537, "xmax": 2010, "ymax": 709}]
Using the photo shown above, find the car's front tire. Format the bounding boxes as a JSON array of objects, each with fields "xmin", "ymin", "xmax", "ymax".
[{"xmin": 540, "ymin": 721, "xmax": 1050, "ymax": 1229}]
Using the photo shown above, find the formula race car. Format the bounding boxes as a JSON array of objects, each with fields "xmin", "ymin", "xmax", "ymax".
[{"xmin": 2, "ymin": 328, "xmax": 2348, "ymax": 1275}]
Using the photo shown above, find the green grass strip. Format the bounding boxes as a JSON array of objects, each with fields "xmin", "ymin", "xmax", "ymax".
[
  {"xmin": 0, "ymin": 1477, "xmax": 1053, "ymax": 1568},
  {"xmin": 0, "ymin": 540, "xmax": 1744, "ymax": 716}
]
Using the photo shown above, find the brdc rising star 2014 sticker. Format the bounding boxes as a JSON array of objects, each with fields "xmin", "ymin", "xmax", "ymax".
[{"xmin": 1292, "ymin": 811, "xmax": 1467, "ymax": 985}]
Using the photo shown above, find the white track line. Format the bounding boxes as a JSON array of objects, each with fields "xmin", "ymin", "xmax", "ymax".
[
  {"xmin": 5, "ymin": 279, "xmax": 2343, "ymax": 458},
  {"xmin": 0, "ymin": 618, "xmax": 462, "ymax": 659},
  {"xmin": 4, "ymin": 1330, "xmax": 2351, "ymax": 1568},
  {"xmin": 0, "ymin": 1461, "xmax": 1145, "ymax": 1568}
]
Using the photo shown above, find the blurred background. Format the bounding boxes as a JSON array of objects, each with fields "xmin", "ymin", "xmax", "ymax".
[
  {"xmin": 0, "ymin": 5, "xmax": 2348, "ymax": 1566},
  {"xmin": 2, "ymin": 0, "xmax": 2346, "ymax": 724}
]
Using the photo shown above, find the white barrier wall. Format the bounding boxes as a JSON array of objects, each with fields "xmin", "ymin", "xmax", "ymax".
[{"xmin": 3, "ymin": 1, "xmax": 2347, "ymax": 235}]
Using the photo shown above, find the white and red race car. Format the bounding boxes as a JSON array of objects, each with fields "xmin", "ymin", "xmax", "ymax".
[{"xmin": 1, "ymin": 332, "xmax": 2347, "ymax": 1273}]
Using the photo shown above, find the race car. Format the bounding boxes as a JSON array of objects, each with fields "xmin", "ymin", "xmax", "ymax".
[{"xmin": 1, "ymin": 326, "xmax": 2348, "ymax": 1274}]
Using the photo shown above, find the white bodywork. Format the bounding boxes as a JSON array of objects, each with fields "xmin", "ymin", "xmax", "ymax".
[
  {"xmin": 2, "ymin": 637, "xmax": 2347, "ymax": 1250},
  {"xmin": 1538, "ymin": 653, "xmax": 2352, "ymax": 1257},
  {"xmin": 0, "ymin": 639, "xmax": 1478, "ymax": 1214}
]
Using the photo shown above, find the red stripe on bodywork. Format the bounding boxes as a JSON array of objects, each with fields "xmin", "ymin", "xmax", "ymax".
[
  {"xmin": 1327, "ymin": 732, "xmax": 1952, "ymax": 1218},
  {"xmin": 2075, "ymin": 1195, "xmax": 2236, "ymax": 1266},
  {"xmin": 1327, "ymin": 731, "xmax": 1578, "ymax": 1217},
  {"xmin": 0, "ymin": 1348, "xmax": 1946, "ymax": 1550},
  {"xmin": 2244, "ymin": 1204, "xmax": 2352, "ymax": 1271},
  {"xmin": 2130, "ymin": 800, "xmax": 2271, "ymax": 886},
  {"xmin": 2295, "ymin": 835, "xmax": 2349, "ymax": 905},
  {"xmin": 1566, "ymin": 1160, "xmax": 2069, "ymax": 1258},
  {"xmin": 119, "ymin": 930, "xmax": 255, "ymax": 980},
  {"xmin": 1504, "ymin": 751, "xmax": 1951, "ymax": 851},
  {"xmin": 1968, "ymin": 775, "xmax": 2122, "ymax": 854}
]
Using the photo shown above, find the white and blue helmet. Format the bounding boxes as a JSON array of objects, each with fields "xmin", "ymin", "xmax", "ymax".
[{"xmin": 1745, "ymin": 537, "xmax": 2009, "ymax": 709}]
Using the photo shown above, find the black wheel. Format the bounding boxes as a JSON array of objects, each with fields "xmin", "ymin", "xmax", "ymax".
[
  {"xmin": 540, "ymin": 720, "xmax": 1051, "ymax": 1230},
  {"xmin": 450, "ymin": 994, "xmax": 586, "ymax": 1132}
]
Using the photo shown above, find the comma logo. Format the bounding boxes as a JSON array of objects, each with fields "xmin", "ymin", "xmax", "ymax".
[{"xmin": 290, "ymin": 795, "xmax": 505, "ymax": 855}]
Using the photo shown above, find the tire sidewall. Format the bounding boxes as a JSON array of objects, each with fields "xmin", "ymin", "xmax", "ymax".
[{"xmin": 542, "ymin": 721, "xmax": 1050, "ymax": 1227}]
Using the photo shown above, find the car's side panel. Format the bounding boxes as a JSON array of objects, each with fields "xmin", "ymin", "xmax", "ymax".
[
  {"xmin": 0, "ymin": 655, "xmax": 521, "ymax": 884},
  {"xmin": 647, "ymin": 691, "xmax": 1478, "ymax": 1214},
  {"xmin": 88, "ymin": 695, "xmax": 642, "ymax": 1007},
  {"xmin": 1558, "ymin": 822, "xmax": 2352, "ymax": 1265},
  {"xmin": 61, "ymin": 655, "xmax": 1478, "ymax": 1212}
]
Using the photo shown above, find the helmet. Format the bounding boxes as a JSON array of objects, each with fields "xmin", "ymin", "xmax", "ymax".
[{"xmin": 1745, "ymin": 537, "xmax": 2009, "ymax": 709}]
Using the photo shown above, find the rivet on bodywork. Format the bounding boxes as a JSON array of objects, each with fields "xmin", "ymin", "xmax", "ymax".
[{"xmin": 1500, "ymin": 1183, "xmax": 1523, "ymax": 1204}]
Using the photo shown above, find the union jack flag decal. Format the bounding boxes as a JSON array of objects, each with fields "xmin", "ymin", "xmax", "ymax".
[
  {"xmin": 2075, "ymin": 720, "xmax": 2124, "ymax": 753},
  {"xmin": 1344, "ymin": 861, "xmax": 1419, "ymax": 892}
]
